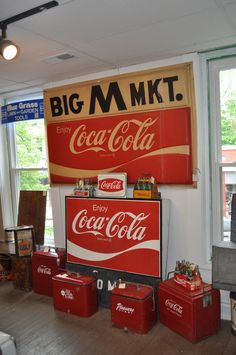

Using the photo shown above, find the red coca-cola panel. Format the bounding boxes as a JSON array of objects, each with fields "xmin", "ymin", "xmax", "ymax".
[
  {"xmin": 66, "ymin": 197, "xmax": 161, "ymax": 277},
  {"xmin": 47, "ymin": 107, "xmax": 192, "ymax": 184}
]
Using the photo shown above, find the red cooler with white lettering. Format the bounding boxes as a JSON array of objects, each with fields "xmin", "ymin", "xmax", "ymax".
[
  {"xmin": 52, "ymin": 272, "xmax": 98, "ymax": 317},
  {"xmin": 111, "ymin": 282, "xmax": 157, "ymax": 334},
  {"xmin": 158, "ymin": 278, "xmax": 220, "ymax": 342},
  {"xmin": 32, "ymin": 249, "xmax": 66, "ymax": 296}
]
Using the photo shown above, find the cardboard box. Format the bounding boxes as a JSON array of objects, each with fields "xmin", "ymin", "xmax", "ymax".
[{"xmin": 4, "ymin": 226, "xmax": 35, "ymax": 257}]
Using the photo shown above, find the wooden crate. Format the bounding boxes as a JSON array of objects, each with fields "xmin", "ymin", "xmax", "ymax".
[{"xmin": 11, "ymin": 256, "xmax": 32, "ymax": 292}]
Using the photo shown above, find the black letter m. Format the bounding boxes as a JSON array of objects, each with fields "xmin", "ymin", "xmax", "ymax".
[{"xmin": 89, "ymin": 82, "xmax": 127, "ymax": 114}]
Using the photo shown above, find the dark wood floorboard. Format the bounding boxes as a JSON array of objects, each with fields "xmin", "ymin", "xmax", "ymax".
[{"xmin": 0, "ymin": 281, "xmax": 236, "ymax": 355}]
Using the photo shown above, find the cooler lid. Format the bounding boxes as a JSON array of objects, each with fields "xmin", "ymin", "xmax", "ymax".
[
  {"xmin": 33, "ymin": 250, "xmax": 58, "ymax": 259},
  {"xmin": 53, "ymin": 272, "xmax": 95, "ymax": 285},
  {"xmin": 111, "ymin": 283, "xmax": 153, "ymax": 300},
  {"xmin": 159, "ymin": 278, "xmax": 211, "ymax": 299}
]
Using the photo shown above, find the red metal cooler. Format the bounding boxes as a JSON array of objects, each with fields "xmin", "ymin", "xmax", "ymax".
[
  {"xmin": 111, "ymin": 282, "xmax": 157, "ymax": 334},
  {"xmin": 52, "ymin": 272, "xmax": 98, "ymax": 317},
  {"xmin": 32, "ymin": 249, "xmax": 66, "ymax": 296},
  {"xmin": 158, "ymin": 278, "xmax": 220, "ymax": 342}
]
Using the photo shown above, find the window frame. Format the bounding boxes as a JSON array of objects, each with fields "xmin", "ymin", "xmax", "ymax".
[
  {"xmin": 201, "ymin": 48, "xmax": 236, "ymax": 250},
  {"xmin": 4, "ymin": 93, "xmax": 54, "ymax": 244}
]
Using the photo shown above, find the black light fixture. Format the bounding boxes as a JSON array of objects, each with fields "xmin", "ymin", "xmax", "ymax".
[
  {"xmin": 0, "ymin": 1, "xmax": 59, "ymax": 61},
  {"xmin": 0, "ymin": 25, "xmax": 19, "ymax": 60}
]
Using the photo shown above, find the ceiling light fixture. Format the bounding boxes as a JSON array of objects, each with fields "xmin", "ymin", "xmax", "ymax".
[
  {"xmin": 0, "ymin": 1, "xmax": 59, "ymax": 61},
  {"xmin": 0, "ymin": 25, "xmax": 19, "ymax": 61}
]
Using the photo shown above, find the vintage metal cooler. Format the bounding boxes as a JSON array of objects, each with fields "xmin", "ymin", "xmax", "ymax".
[
  {"xmin": 32, "ymin": 249, "xmax": 66, "ymax": 296},
  {"xmin": 111, "ymin": 282, "xmax": 157, "ymax": 334},
  {"xmin": 52, "ymin": 272, "xmax": 98, "ymax": 317},
  {"xmin": 158, "ymin": 278, "xmax": 220, "ymax": 342}
]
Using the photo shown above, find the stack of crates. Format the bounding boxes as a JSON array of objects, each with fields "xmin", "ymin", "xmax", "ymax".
[{"xmin": 9, "ymin": 226, "xmax": 35, "ymax": 292}]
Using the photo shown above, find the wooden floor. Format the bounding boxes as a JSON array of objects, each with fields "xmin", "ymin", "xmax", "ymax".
[{"xmin": 0, "ymin": 282, "xmax": 236, "ymax": 355}]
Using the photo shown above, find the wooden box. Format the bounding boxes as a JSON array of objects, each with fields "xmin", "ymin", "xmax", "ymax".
[{"xmin": 11, "ymin": 256, "xmax": 32, "ymax": 292}]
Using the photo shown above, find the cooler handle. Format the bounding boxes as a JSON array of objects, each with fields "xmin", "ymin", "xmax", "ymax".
[
  {"xmin": 167, "ymin": 270, "xmax": 175, "ymax": 279},
  {"xmin": 114, "ymin": 280, "xmax": 156, "ymax": 312},
  {"xmin": 67, "ymin": 270, "xmax": 80, "ymax": 278}
]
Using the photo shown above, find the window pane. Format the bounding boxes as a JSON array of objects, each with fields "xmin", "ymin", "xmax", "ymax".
[
  {"xmin": 15, "ymin": 120, "xmax": 47, "ymax": 168},
  {"xmin": 19, "ymin": 170, "xmax": 49, "ymax": 190},
  {"xmin": 220, "ymin": 69, "xmax": 236, "ymax": 163},
  {"xmin": 219, "ymin": 68, "xmax": 236, "ymax": 241},
  {"xmin": 222, "ymin": 168, "xmax": 236, "ymax": 241}
]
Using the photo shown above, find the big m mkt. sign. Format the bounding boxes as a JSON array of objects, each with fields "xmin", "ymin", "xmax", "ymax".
[
  {"xmin": 66, "ymin": 197, "xmax": 161, "ymax": 278},
  {"xmin": 44, "ymin": 63, "xmax": 196, "ymax": 184}
]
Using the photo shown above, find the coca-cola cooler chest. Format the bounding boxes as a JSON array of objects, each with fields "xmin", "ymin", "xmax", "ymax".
[
  {"xmin": 52, "ymin": 272, "xmax": 98, "ymax": 317},
  {"xmin": 111, "ymin": 282, "xmax": 157, "ymax": 334},
  {"xmin": 32, "ymin": 249, "xmax": 66, "ymax": 296},
  {"xmin": 158, "ymin": 278, "xmax": 220, "ymax": 342}
]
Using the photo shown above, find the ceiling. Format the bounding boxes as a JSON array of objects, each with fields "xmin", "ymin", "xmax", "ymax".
[{"xmin": 0, "ymin": 0, "xmax": 236, "ymax": 96}]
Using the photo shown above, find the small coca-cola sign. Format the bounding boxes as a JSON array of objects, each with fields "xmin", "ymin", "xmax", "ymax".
[
  {"xmin": 99, "ymin": 178, "xmax": 123, "ymax": 192},
  {"xmin": 97, "ymin": 173, "xmax": 127, "ymax": 198}
]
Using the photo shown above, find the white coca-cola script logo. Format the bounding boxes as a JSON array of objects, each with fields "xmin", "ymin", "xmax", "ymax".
[
  {"xmin": 72, "ymin": 210, "xmax": 149, "ymax": 240},
  {"xmin": 69, "ymin": 117, "xmax": 156, "ymax": 154},
  {"xmin": 165, "ymin": 299, "xmax": 183, "ymax": 315},
  {"xmin": 116, "ymin": 302, "xmax": 134, "ymax": 314},
  {"xmin": 37, "ymin": 265, "xmax": 51, "ymax": 275},
  {"xmin": 99, "ymin": 179, "xmax": 123, "ymax": 192},
  {"xmin": 60, "ymin": 289, "xmax": 74, "ymax": 300}
]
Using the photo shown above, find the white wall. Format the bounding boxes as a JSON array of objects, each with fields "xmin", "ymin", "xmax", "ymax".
[{"xmin": 48, "ymin": 52, "xmax": 208, "ymax": 270}]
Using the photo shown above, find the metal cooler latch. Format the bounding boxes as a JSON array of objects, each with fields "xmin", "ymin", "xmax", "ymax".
[{"xmin": 203, "ymin": 294, "xmax": 212, "ymax": 308}]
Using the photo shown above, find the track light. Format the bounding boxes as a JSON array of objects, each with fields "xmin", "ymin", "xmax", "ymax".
[
  {"xmin": 0, "ymin": 1, "xmax": 58, "ymax": 61},
  {"xmin": 0, "ymin": 27, "xmax": 19, "ymax": 61}
]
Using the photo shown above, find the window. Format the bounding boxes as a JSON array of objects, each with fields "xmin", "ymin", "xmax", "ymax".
[
  {"xmin": 208, "ymin": 55, "xmax": 236, "ymax": 243},
  {"xmin": 6, "ymin": 95, "xmax": 54, "ymax": 246}
]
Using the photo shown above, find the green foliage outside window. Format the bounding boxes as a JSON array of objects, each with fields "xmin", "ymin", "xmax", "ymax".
[
  {"xmin": 15, "ymin": 120, "xmax": 49, "ymax": 190},
  {"xmin": 220, "ymin": 70, "xmax": 236, "ymax": 146}
]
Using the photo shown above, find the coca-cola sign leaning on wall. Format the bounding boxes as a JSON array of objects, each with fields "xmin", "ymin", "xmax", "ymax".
[{"xmin": 66, "ymin": 197, "xmax": 161, "ymax": 277}]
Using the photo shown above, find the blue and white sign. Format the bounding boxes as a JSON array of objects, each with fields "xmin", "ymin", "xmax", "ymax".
[{"xmin": 1, "ymin": 99, "xmax": 44, "ymax": 124}]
